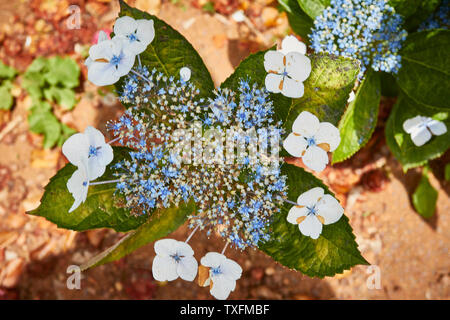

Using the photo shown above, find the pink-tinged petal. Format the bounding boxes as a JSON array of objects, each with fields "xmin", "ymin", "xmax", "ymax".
[
  {"xmin": 315, "ymin": 122, "xmax": 341, "ymax": 151},
  {"xmin": 201, "ymin": 252, "xmax": 226, "ymax": 268},
  {"xmin": 285, "ymin": 52, "xmax": 311, "ymax": 82},
  {"xmin": 298, "ymin": 215, "xmax": 323, "ymax": 239},
  {"xmin": 410, "ymin": 126, "xmax": 431, "ymax": 147},
  {"xmin": 264, "ymin": 51, "xmax": 285, "ymax": 74},
  {"xmin": 302, "ymin": 146, "xmax": 329, "ymax": 172},
  {"xmin": 292, "ymin": 111, "xmax": 320, "ymax": 136},
  {"xmin": 265, "ymin": 73, "xmax": 283, "ymax": 94},
  {"xmin": 280, "ymin": 35, "xmax": 306, "ymax": 55},
  {"xmin": 177, "ymin": 256, "xmax": 198, "ymax": 281},
  {"xmin": 317, "ymin": 194, "xmax": 344, "ymax": 225},
  {"xmin": 281, "ymin": 77, "xmax": 304, "ymax": 98},
  {"xmin": 287, "ymin": 205, "xmax": 308, "ymax": 224},
  {"xmin": 427, "ymin": 120, "xmax": 447, "ymax": 136},
  {"xmin": 283, "ymin": 133, "xmax": 307, "ymax": 157},
  {"xmin": 152, "ymin": 255, "xmax": 178, "ymax": 281},
  {"xmin": 296, "ymin": 187, "xmax": 324, "ymax": 207},
  {"xmin": 97, "ymin": 30, "xmax": 109, "ymax": 43}
]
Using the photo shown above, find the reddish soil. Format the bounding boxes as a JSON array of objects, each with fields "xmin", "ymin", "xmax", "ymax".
[{"xmin": 0, "ymin": 0, "xmax": 448, "ymax": 300}]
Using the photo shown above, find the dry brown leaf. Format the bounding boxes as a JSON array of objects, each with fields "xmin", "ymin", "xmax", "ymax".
[
  {"xmin": 30, "ymin": 148, "xmax": 60, "ymax": 169},
  {"xmin": 0, "ymin": 257, "xmax": 25, "ymax": 288},
  {"xmin": 0, "ymin": 231, "xmax": 19, "ymax": 249}
]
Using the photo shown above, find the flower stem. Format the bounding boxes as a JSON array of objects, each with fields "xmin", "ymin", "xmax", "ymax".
[
  {"xmin": 130, "ymin": 69, "xmax": 152, "ymax": 85},
  {"xmin": 185, "ymin": 225, "xmax": 199, "ymax": 243},
  {"xmin": 221, "ymin": 241, "xmax": 229, "ymax": 255},
  {"xmin": 137, "ymin": 54, "xmax": 142, "ymax": 68},
  {"xmin": 107, "ymin": 136, "xmax": 121, "ymax": 145},
  {"xmin": 280, "ymin": 198, "xmax": 299, "ymax": 206},
  {"xmin": 89, "ymin": 179, "xmax": 120, "ymax": 186}
]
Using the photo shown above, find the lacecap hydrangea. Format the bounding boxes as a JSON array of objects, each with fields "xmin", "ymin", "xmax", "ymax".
[
  {"xmin": 108, "ymin": 66, "xmax": 287, "ymax": 250},
  {"xmin": 309, "ymin": 0, "xmax": 408, "ymax": 78}
]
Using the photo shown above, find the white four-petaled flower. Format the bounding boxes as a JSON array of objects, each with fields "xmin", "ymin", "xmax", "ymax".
[
  {"xmin": 279, "ymin": 35, "xmax": 307, "ymax": 55},
  {"xmin": 403, "ymin": 116, "xmax": 447, "ymax": 147},
  {"xmin": 152, "ymin": 239, "xmax": 198, "ymax": 282},
  {"xmin": 63, "ymin": 126, "xmax": 114, "ymax": 180},
  {"xmin": 62, "ymin": 126, "xmax": 114, "ymax": 212},
  {"xmin": 113, "ymin": 16, "xmax": 155, "ymax": 55},
  {"xmin": 85, "ymin": 16, "xmax": 155, "ymax": 86},
  {"xmin": 287, "ymin": 187, "xmax": 344, "ymax": 239},
  {"xmin": 87, "ymin": 37, "xmax": 136, "ymax": 86},
  {"xmin": 283, "ymin": 111, "xmax": 340, "ymax": 172},
  {"xmin": 198, "ymin": 252, "xmax": 242, "ymax": 300},
  {"xmin": 264, "ymin": 49, "xmax": 311, "ymax": 98}
]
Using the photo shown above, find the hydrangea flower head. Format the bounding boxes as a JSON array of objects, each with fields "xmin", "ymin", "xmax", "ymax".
[
  {"xmin": 309, "ymin": 0, "xmax": 408, "ymax": 78},
  {"xmin": 109, "ymin": 67, "xmax": 287, "ymax": 250}
]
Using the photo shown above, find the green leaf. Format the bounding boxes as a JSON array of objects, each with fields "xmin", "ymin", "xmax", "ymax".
[
  {"xmin": 445, "ymin": 163, "xmax": 450, "ymax": 181},
  {"xmin": 220, "ymin": 47, "xmax": 291, "ymax": 124},
  {"xmin": 385, "ymin": 90, "xmax": 450, "ymax": 171},
  {"xmin": 0, "ymin": 81, "xmax": 14, "ymax": 110},
  {"xmin": 0, "ymin": 61, "xmax": 17, "ymax": 79},
  {"xmin": 222, "ymin": 50, "xmax": 359, "ymax": 128},
  {"xmin": 332, "ymin": 69, "xmax": 381, "ymax": 163},
  {"xmin": 116, "ymin": 0, "xmax": 214, "ymax": 101},
  {"xmin": 380, "ymin": 71, "xmax": 399, "ymax": 97},
  {"xmin": 260, "ymin": 163, "xmax": 368, "ymax": 278},
  {"xmin": 403, "ymin": 0, "xmax": 442, "ymax": 31},
  {"xmin": 279, "ymin": 0, "xmax": 314, "ymax": 44},
  {"xmin": 389, "ymin": 0, "xmax": 441, "ymax": 22},
  {"xmin": 283, "ymin": 53, "xmax": 359, "ymax": 129},
  {"xmin": 297, "ymin": 0, "xmax": 330, "ymax": 19},
  {"xmin": 396, "ymin": 29, "xmax": 450, "ymax": 110},
  {"xmin": 80, "ymin": 200, "xmax": 196, "ymax": 270},
  {"xmin": 44, "ymin": 56, "xmax": 80, "ymax": 89},
  {"xmin": 412, "ymin": 169, "xmax": 438, "ymax": 218},
  {"xmin": 28, "ymin": 110, "xmax": 61, "ymax": 149},
  {"xmin": 27, "ymin": 147, "xmax": 148, "ymax": 232},
  {"xmin": 44, "ymin": 86, "xmax": 77, "ymax": 110},
  {"xmin": 57, "ymin": 123, "xmax": 77, "ymax": 147}
]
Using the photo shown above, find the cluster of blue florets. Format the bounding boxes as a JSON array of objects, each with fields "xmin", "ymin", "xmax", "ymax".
[
  {"xmin": 108, "ymin": 66, "xmax": 287, "ymax": 249},
  {"xmin": 418, "ymin": 0, "xmax": 449, "ymax": 31},
  {"xmin": 309, "ymin": 0, "xmax": 408, "ymax": 78}
]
